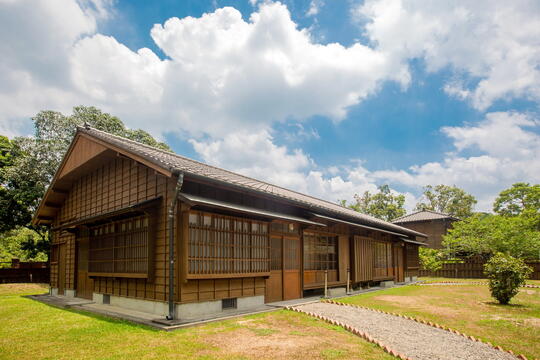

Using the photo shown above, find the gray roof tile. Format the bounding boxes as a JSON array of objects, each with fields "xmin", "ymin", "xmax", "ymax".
[
  {"xmin": 392, "ymin": 210, "xmax": 458, "ymax": 223},
  {"xmin": 79, "ymin": 126, "xmax": 426, "ymax": 238}
]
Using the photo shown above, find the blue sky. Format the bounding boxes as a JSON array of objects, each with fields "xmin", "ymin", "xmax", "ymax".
[{"xmin": 0, "ymin": 0, "xmax": 539, "ymax": 211}]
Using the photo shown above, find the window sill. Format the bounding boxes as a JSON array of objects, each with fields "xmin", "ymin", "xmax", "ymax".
[
  {"xmin": 88, "ymin": 272, "xmax": 148, "ymax": 279},
  {"xmin": 186, "ymin": 272, "xmax": 270, "ymax": 279}
]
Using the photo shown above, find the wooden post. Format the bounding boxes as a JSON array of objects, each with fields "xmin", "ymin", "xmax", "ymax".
[
  {"xmin": 346, "ymin": 268, "xmax": 350, "ymax": 295},
  {"xmin": 324, "ymin": 269, "xmax": 328, "ymax": 298}
]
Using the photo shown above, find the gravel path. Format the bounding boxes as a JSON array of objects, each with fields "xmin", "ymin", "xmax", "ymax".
[{"xmin": 296, "ymin": 302, "xmax": 518, "ymax": 360}]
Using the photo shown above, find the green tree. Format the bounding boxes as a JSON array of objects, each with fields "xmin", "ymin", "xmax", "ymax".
[
  {"xmin": 0, "ymin": 228, "xmax": 48, "ymax": 268},
  {"xmin": 415, "ymin": 184, "xmax": 477, "ymax": 218},
  {"xmin": 443, "ymin": 213, "xmax": 540, "ymax": 260},
  {"xmin": 419, "ymin": 247, "xmax": 444, "ymax": 272},
  {"xmin": 342, "ymin": 185, "xmax": 406, "ymax": 221},
  {"xmin": 484, "ymin": 253, "xmax": 532, "ymax": 305},
  {"xmin": 493, "ymin": 182, "xmax": 540, "ymax": 216}
]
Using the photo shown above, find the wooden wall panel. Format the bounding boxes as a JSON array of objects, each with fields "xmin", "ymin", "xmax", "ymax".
[
  {"xmin": 58, "ymin": 137, "xmax": 107, "ymax": 179},
  {"xmin": 55, "ymin": 156, "xmax": 171, "ymax": 301},
  {"xmin": 352, "ymin": 236, "xmax": 373, "ymax": 282},
  {"xmin": 338, "ymin": 235, "xmax": 349, "ymax": 283},
  {"xmin": 179, "ymin": 277, "xmax": 266, "ymax": 303}
]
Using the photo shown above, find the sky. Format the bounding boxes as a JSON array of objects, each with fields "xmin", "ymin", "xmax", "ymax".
[{"xmin": 0, "ymin": 0, "xmax": 539, "ymax": 212}]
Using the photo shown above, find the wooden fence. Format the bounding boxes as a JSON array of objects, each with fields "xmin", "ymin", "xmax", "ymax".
[
  {"xmin": 0, "ymin": 268, "xmax": 49, "ymax": 283},
  {"xmin": 419, "ymin": 259, "xmax": 540, "ymax": 280}
]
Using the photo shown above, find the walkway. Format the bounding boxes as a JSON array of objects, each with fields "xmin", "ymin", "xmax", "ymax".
[{"xmin": 295, "ymin": 302, "xmax": 518, "ymax": 360}]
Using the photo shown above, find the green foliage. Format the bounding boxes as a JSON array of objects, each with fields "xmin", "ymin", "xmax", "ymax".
[
  {"xmin": 0, "ymin": 228, "xmax": 48, "ymax": 268},
  {"xmin": 493, "ymin": 182, "xmax": 540, "ymax": 216},
  {"xmin": 419, "ymin": 247, "xmax": 444, "ymax": 271},
  {"xmin": 415, "ymin": 184, "xmax": 477, "ymax": 218},
  {"xmin": 341, "ymin": 184, "xmax": 406, "ymax": 221},
  {"xmin": 0, "ymin": 135, "xmax": 12, "ymax": 172},
  {"xmin": 483, "ymin": 253, "xmax": 532, "ymax": 304},
  {"xmin": 443, "ymin": 213, "xmax": 540, "ymax": 259}
]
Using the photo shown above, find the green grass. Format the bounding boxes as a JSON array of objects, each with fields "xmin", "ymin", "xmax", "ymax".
[
  {"xmin": 341, "ymin": 279, "xmax": 540, "ymax": 359},
  {"xmin": 0, "ymin": 284, "xmax": 395, "ymax": 360}
]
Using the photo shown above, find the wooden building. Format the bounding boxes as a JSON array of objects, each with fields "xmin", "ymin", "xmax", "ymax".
[
  {"xmin": 392, "ymin": 210, "xmax": 458, "ymax": 249},
  {"xmin": 33, "ymin": 126, "xmax": 426, "ymax": 320}
]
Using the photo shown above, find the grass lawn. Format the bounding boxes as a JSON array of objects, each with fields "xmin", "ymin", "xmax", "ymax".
[
  {"xmin": 0, "ymin": 284, "xmax": 395, "ymax": 360},
  {"xmin": 340, "ymin": 279, "xmax": 540, "ymax": 360}
]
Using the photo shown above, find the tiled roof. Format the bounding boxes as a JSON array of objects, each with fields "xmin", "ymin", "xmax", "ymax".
[
  {"xmin": 78, "ymin": 126, "xmax": 426, "ymax": 238},
  {"xmin": 392, "ymin": 210, "xmax": 458, "ymax": 223}
]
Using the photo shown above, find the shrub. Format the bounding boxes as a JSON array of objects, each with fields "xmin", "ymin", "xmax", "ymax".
[
  {"xmin": 419, "ymin": 247, "xmax": 444, "ymax": 272},
  {"xmin": 483, "ymin": 253, "xmax": 532, "ymax": 304}
]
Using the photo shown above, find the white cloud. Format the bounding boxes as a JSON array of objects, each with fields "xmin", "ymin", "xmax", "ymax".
[
  {"xmin": 0, "ymin": 0, "xmax": 111, "ymax": 133},
  {"xmin": 0, "ymin": 1, "xmax": 412, "ymax": 138},
  {"xmin": 306, "ymin": 0, "xmax": 323, "ymax": 17},
  {"xmin": 354, "ymin": 0, "xmax": 540, "ymax": 110},
  {"xmin": 373, "ymin": 112, "xmax": 540, "ymax": 210}
]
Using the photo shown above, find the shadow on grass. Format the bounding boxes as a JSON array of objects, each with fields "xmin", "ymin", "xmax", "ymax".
[
  {"xmin": 483, "ymin": 301, "xmax": 527, "ymax": 308},
  {"xmin": 23, "ymin": 295, "xmax": 162, "ymax": 332}
]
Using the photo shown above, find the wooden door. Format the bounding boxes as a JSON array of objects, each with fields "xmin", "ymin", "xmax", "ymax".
[
  {"xmin": 393, "ymin": 246, "xmax": 404, "ymax": 283},
  {"xmin": 57, "ymin": 243, "xmax": 66, "ymax": 295},
  {"xmin": 265, "ymin": 235, "xmax": 302, "ymax": 302},
  {"xmin": 283, "ymin": 236, "xmax": 301, "ymax": 300},
  {"xmin": 76, "ymin": 236, "xmax": 94, "ymax": 299},
  {"xmin": 265, "ymin": 236, "xmax": 283, "ymax": 302}
]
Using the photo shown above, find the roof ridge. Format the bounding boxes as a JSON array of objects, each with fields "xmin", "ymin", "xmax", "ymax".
[
  {"xmin": 393, "ymin": 208, "xmax": 456, "ymax": 223},
  {"xmin": 78, "ymin": 126, "xmax": 363, "ymax": 213}
]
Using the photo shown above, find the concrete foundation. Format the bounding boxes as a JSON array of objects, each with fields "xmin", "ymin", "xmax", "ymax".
[
  {"xmin": 91, "ymin": 293, "xmax": 265, "ymax": 320},
  {"xmin": 50, "ymin": 287, "xmax": 58, "ymax": 296},
  {"xmin": 380, "ymin": 280, "xmax": 394, "ymax": 288},
  {"xmin": 411, "ymin": 276, "xmax": 418, "ymax": 282},
  {"xmin": 65, "ymin": 289, "xmax": 76, "ymax": 298},
  {"xmin": 327, "ymin": 287, "xmax": 347, "ymax": 297},
  {"xmin": 404, "ymin": 276, "xmax": 412, "ymax": 283}
]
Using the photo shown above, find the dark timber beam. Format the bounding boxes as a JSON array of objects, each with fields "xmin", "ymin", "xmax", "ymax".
[{"xmin": 45, "ymin": 202, "xmax": 62, "ymax": 208}]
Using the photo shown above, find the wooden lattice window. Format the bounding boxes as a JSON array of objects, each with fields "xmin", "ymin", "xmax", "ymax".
[
  {"xmin": 373, "ymin": 241, "xmax": 392, "ymax": 278},
  {"xmin": 187, "ymin": 211, "xmax": 270, "ymax": 278},
  {"xmin": 303, "ymin": 232, "xmax": 338, "ymax": 270},
  {"xmin": 88, "ymin": 215, "xmax": 151, "ymax": 278}
]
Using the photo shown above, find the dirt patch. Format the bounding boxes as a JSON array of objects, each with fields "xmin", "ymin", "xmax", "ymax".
[
  {"xmin": 374, "ymin": 295, "xmax": 418, "ymax": 306},
  {"xmin": 524, "ymin": 318, "xmax": 540, "ymax": 327},
  {"xmin": 199, "ymin": 315, "xmax": 359, "ymax": 360},
  {"xmin": 374, "ymin": 295, "xmax": 463, "ymax": 318}
]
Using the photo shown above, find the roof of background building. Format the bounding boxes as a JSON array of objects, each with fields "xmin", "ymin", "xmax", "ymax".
[
  {"xmin": 392, "ymin": 209, "xmax": 459, "ymax": 224},
  {"xmin": 54, "ymin": 126, "xmax": 426, "ymax": 238}
]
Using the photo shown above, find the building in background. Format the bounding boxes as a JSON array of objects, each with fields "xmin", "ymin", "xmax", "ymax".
[{"xmin": 392, "ymin": 210, "xmax": 458, "ymax": 249}]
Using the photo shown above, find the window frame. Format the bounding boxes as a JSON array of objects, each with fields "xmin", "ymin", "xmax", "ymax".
[
  {"xmin": 87, "ymin": 213, "xmax": 155, "ymax": 279},
  {"xmin": 186, "ymin": 210, "xmax": 271, "ymax": 279}
]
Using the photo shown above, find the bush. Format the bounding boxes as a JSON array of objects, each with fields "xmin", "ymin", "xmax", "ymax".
[
  {"xmin": 483, "ymin": 253, "xmax": 532, "ymax": 304},
  {"xmin": 419, "ymin": 247, "xmax": 443, "ymax": 272}
]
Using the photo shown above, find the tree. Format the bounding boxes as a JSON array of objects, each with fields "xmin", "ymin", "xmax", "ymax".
[
  {"xmin": 484, "ymin": 253, "xmax": 532, "ymax": 305},
  {"xmin": 415, "ymin": 184, "xmax": 477, "ymax": 218},
  {"xmin": 342, "ymin": 185, "xmax": 406, "ymax": 221},
  {"xmin": 0, "ymin": 106, "xmax": 173, "ymax": 256},
  {"xmin": 0, "ymin": 228, "xmax": 48, "ymax": 268},
  {"xmin": 419, "ymin": 247, "xmax": 444, "ymax": 272},
  {"xmin": 443, "ymin": 213, "xmax": 540, "ymax": 260},
  {"xmin": 493, "ymin": 182, "xmax": 540, "ymax": 216}
]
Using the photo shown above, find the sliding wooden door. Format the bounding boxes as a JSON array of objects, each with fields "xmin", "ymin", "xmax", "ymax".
[{"xmin": 265, "ymin": 234, "xmax": 301, "ymax": 302}]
